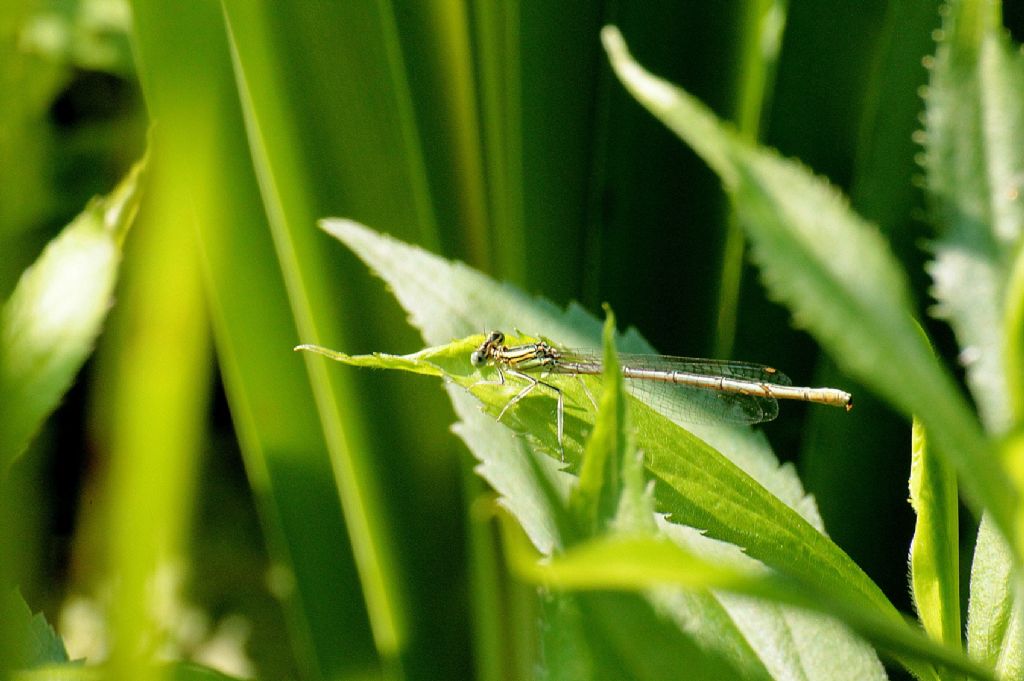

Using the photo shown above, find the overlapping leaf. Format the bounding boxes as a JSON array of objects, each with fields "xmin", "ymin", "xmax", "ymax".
[{"xmin": 313, "ymin": 218, "xmax": 896, "ymax": 679}]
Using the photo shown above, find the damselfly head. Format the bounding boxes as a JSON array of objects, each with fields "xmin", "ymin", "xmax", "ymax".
[{"xmin": 471, "ymin": 330, "xmax": 506, "ymax": 367}]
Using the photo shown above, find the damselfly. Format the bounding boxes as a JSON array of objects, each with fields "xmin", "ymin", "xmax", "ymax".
[{"xmin": 470, "ymin": 330, "xmax": 852, "ymax": 459}]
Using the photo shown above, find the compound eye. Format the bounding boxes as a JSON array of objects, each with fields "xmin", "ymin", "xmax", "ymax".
[
  {"xmin": 489, "ymin": 330, "xmax": 504, "ymax": 344},
  {"xmin": 470, "ymin": 350, "xmax": 484, "ymax": 367}
]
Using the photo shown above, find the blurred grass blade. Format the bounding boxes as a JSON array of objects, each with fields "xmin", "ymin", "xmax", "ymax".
[
  {"xmin": 1007, "ymin": 247, "xmax": 1024, "ymax": 425},
  {"xmin": 0, "ymin": 157, "xmax": 144, "ymax": 471},
  {"xmin": 908, "ymin": 419, "xmax": 961, "ymax": 647},
  {"xmin": 923, "ymin": 0, "xmax": 1024, "ymax": 434},
  {"xmin": 468, "ymin": 4, "xmax": 603, "ymax": 297},
  {"xmin": 129, "ymin": 2, "xmax": 379, "ymax": 678},
  {"xmin": 714, "ymin": 0, "xmax": 787, "ymax": 357},
  {"xmin": 222, "ymin": 5, "xmax": 405, "ymax": 659},
  {"xmin": 504, "ymin": 525, "xmax": 991, "ymax": 680},
  {"xmin": 600, "ymin": 25, "xmax": 1016, "ymax": 555},
  {"xmin": 96, "ymin": 158, "xmax": 211, "ymax": 680},
  {"xmin": 470, "ymin": 1, "xmax": 522, "ymax": 283}
]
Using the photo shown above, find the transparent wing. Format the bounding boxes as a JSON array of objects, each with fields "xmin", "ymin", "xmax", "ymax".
[
  {"xmin": 554, "ymin": 350, "xmax": 790, "ymax": 425},
  {"xmin": 627, "ymin": 380, "xmax": 779, "ymax": 425},
  {"xmin": 610, "ymin": 352, "xmax": 793, "ymax": 386}
]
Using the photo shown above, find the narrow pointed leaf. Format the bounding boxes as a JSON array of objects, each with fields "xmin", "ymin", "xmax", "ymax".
[
  {"xmin": 569, "ymin": 311, "xmax": 636, "ymax": 537},
  {"xmin": 909, "ymin": 419, "xmax": 962, "ymax": 648},
  {"xmin": 222, "ymin": 4, "xmax": 410, "ymax": 657}
]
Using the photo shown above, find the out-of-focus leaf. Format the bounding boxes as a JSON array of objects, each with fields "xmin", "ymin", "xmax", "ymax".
[
  {"xmin": 221, "ymin": 2, "xmax": 430, "ymax": 665},
  {"xmin": 91, "ymin": 159, "xmax": 211, "ymax": 681},
  {"xmin": 0, "ymin": 3, "xmax": 65, "ymax": 278},
  {"xmin": 19, "ymin": 0, "xmax": 134, "ymax": 76},
  {"xmin": 923, "ymin": 0, "xmax": 1024, "ymax": 435},
  {"xmin": 12, "ymin": 660, "xmax": 245, "ymax": 681},
  {"xmin": 1007, "ymin": 248, "xmax": 1024, "ymax": 425},
  {"xmin": 538, "ymin": 588, "xmax": 774, "ymax": 681},
  {"xmin": 713, "ymin": 0, "xmax": 787, "ymax": 357},
  {"xmin": 0, "ymin": 156, "xmax": 144, "ymax": 470}
]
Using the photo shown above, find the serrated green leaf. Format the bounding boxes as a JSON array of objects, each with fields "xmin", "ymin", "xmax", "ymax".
[
  {"xmin": 1, "ymin": 589, "xmax": 69, "ymax": 670},
  {"xmin": 600, "ymin": 23, "xmax": 1016, "ymax": 564},
  {"xmin": 967, "ymin": 512, "xmax": 1024, "ymax": 678},
  {"xmin": 296, "ymin": 339, "xmax": 469, "ymax": 381},
  {"xmin": 909, "ymin": 418, "xmax": 962, "ymax": 650},
  {"xmin": 923, "ymin": 1, "xmax": 1024, "ymax": 435},
  {"xmin": 323, "ymin": 217, "xmax": 825, "ymax": 529},
  {"xmin": 0, "ymin": 156, "xmax": 144, "ymax": 471},
  {"xmin": 310, "ymin": 327, "xmax": 871, "ymax": 593},
  {"xmin": 318, "ymin": 218, "xmax": 894, "ymax": 678}
]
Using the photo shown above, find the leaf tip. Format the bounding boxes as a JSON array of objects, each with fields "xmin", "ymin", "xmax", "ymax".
[
  {"xmin": 99, "ymin": 152, "xmax": 147, "ymax": 242},
  {"xmin": 600, "ymin": 25, "xmax": 625, "ymax": 56},
  {"xmin": 294, "ymin": 343, "xmax": 350, "ymax": 362},
  {"xmin": 318, "ymin": 217, "xmax": 367, "ymax": 241}
]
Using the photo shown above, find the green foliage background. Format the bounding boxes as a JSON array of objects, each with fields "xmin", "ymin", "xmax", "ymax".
[{"xmin": 3, "ymin": 0, "xmax": 1022, "ymax": 680}]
